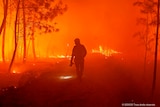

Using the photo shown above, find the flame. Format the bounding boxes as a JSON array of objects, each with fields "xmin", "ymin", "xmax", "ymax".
[
  {"xmin": 59, "ymin": 76, "xmax": 73, "ymax": 80},
  {"xmin": 92, "ymin": 45, "xmax": 121, "ymax": 56},
  {"xmin": 12, "ymin": 70, "xmax": 17, "ymax": 74},
  {"xmin": 12, "ymin": 68, "xmax": 21, "ymax": 74},
  {"xmin": 49, "ymin": 55, "xmax": 71, "ymax": 59}
]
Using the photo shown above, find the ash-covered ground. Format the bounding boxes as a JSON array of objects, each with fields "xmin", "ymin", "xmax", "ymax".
[{"xmin": 0, "ymin": 54, "xmax": 159, "ymax": 107}]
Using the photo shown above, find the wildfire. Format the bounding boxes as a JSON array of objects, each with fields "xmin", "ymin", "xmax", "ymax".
[
  {"xmin": 49, "ymin": 55, "xmax": 71, "ymax": 59},
  {"xmin": 92, "ymin": 45, "xmax": 121, "ymax": 57},
  {"xmin": 12, "ymin": 69, "xmax": 20, "ymax": 74},
  {"xmin": 59, "ymin": 76, "xmax": 73, "ymax": 80}
]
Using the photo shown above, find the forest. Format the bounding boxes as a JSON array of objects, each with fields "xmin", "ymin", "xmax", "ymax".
[{"xmin": 0, "ymin": 0, "xmax": 160, "ymax": 106}]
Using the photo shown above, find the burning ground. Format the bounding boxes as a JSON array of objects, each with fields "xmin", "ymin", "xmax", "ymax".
[{"xmin": 0, "ymin": 53, "xmax": 159, "ymax": 107}]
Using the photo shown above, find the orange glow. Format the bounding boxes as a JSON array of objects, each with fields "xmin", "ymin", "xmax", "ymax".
[
  {"xmin": 0, "ymin": 0, "xmax": 145, "ymax": 62},
  {"xmin": 0, "ymin": 1, "xmax": 159, "ymax": 106},
  {"xmin": 92, "ymin": 45, "xmax": 121, "ymax": 57},
  {"xmin": 59, "ymin": 76, "xmax": 73, "ymax": 80},
  {"xmin": 48, "ymin": 55, "xmax": 71, "ymax": 59},
  {"xmin": 12, "ymin": 69, "xmax": 20, "ymax": 74},
  {"xmin": 12, "ymin": 70, "xmax": 16, "ymax": 74}
]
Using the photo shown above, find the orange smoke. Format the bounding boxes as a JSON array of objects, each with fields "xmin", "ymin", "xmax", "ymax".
[{"xmin": 0, "ymin": 0, "xmax": 143, "ymax": 62}]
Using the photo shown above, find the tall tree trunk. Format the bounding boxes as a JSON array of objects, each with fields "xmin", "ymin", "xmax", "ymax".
[
  {"xmin": 0, "ymin": 0, "xmax": 8, "ymax": 35},
  {"xmin": 1, "ymin": 0, "xmax": 8, "ymax": 62},
  {"xmin": 32, "ymin": 34, "xmax": 36, "ymax": 59},
  {"xmin": 31, "ymin": 20, "xmax": 36, "ymax": 59},
  {"xmin": 152, "ymin": 0, "xmax": 160, "ymax": 96},
  {"xmin": 144, "ymin": 13, "xmax": 149, "ymax": 73},
  {"xmin": 22, "ymin": 0, "xmax": 26, "ymax": 63},
  {"xmin": 2, "ymin": 24, "xmax": 6, "ymax": 62},
  {"xmin": 8, "ymin": 0, "xmax": 20, "ymax": 72}
]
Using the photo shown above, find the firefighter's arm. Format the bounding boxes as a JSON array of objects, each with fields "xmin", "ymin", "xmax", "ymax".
[
  {"xmin": 70, "ymin": 55, "xmax": 74, "ymax": 66},
  {"xmin": 70, "ymin": 47, "xmax": 75, "ymax": 66}
]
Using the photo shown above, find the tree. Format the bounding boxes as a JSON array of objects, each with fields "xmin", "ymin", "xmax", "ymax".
[
  {"xmin": 152, "ymin": 0, "xmax": 159, "ymax": 96},
  {"xmin": 134, "ymin": 0, "xmax": 160, "ymax": 96},
  {"xmin": 8, "ymin": 0, "xmax": 20, "ymax": 72},
  {"xmin": 133, "ymin": 0, "xmax": 157, "ymax": 72},
  {"xmin": 8, "ymin": 0, "xmax": 67, "ymax": 72},
  {"xmin": 22, "ymin": 0, "xmax": 27, "ymax": 63},
  {"xmin": 0, "ymin": 0, "xmax": 8, "ymax": 62},
  {"xmin": 19, "ymin": 0, "xmax": 67, "ymax": 61}
]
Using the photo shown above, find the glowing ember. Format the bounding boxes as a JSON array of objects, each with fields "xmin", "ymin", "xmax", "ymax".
[
  {"xmin": 12, "ymin": 69, "xmax": 20, "ymax": 74},
  {"xmin": 92, "ymin": 45, "xmax": 121, "ymax": 56},
  {"xmin": 59, "ymin": 76, "xmax": 73, "ymax": 80},
  {"xmin": 57, "ymin": 55, "xmax": 66, "ymax": 58},
  {"xmin": 12, "ymin": 70, "xmax": 16, "ymax": 74}
]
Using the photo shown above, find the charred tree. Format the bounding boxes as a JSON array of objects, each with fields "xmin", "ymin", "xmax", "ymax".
[
  {"xmin": 152, "ymin": 0, "xmax": 159, "ymax": 96},
  {"xmin": 2, "ymin": 22, "xmax": 6, "ymax": 62},
  {"xmin": 144, "ymin": 13, "xmax": 149, "ymax": 73},
  {"xmin": 1, "ymin": 0, "xmax": 8, "ymax": 62},
  {"xmin": 8, "ymin": 0, "xmax": 20, "ymax": 72},
  {"xmin": 22, "ymin": 0, "xmax": 26, "ymax": 63},
  {"xmin": 3, "ymin": 0, "xmax": 67, "ymax": 63},
  {"xmin": 31, "ymin": 21, "xmax": 36, "ymax": 59},
  {"xmin": 0, "ymin": 0, "xmax": 8, "ymax": 35},
  {"xmin": 133, "ymin": 0, "xmax": 157, "ymax": 72},
  {"xmin": 25, "ymin": 0, "xmax": 67, "ymax": 59}
]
